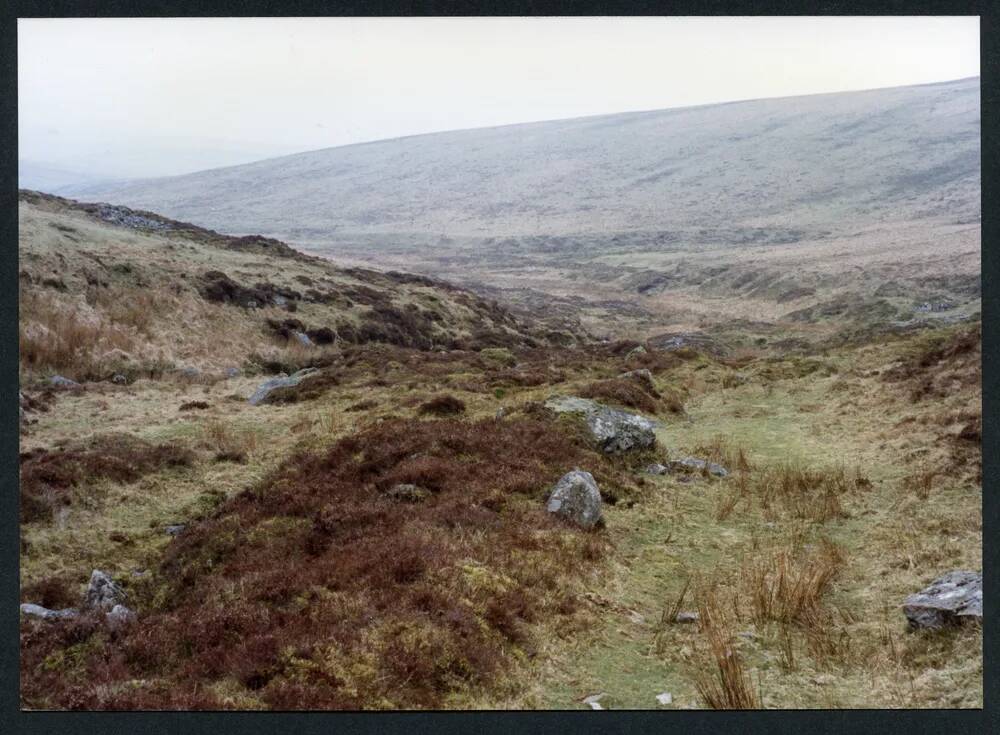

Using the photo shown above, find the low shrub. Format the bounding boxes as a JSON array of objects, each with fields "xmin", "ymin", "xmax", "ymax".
[
  {"xmin": 417, "ymin": 394, "xmax": 466, "ymax": 417},
  {"xmin": 20, "ymin": 434, "xmax": 194, "ymax": 523},
  {"xmin": 20, "ymin": 417, "xmax": 622, "ymax": 709}
]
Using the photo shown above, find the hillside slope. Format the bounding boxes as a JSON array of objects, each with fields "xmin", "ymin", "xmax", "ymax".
[
  {"xmin": 69, "ymin": 78, "xmax": 980, "ymax": 239},
  {"xmin": 65, "ymin": 79, "xmax": 981, "ymax": 341},
  {"xmin": 18, "ymin": 190, "xmax": 572, "ymax": 385}
]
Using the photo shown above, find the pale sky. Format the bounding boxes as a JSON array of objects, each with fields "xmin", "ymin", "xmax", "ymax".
[{"xmin": 18, "ymin": 16, "xmax": 980, "ymax": 180}]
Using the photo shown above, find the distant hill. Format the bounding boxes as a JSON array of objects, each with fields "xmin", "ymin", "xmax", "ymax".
[
  {"xmin": 19, "ymin": 160, "xmax": 124, "ymax": 195},
  {"xmin": 67, "ymin": 77, "xmax": 980, "ymax": 241},
  {"xmin": 65, "ymin": 78, "xmax": 981, "ymax": 342}
]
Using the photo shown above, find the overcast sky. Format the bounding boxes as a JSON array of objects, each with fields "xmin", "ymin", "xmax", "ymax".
[{"xmin": 18, "ymin": 16, "xmax": 980, "ymax": 180}]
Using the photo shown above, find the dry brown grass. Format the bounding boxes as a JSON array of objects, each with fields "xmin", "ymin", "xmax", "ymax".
[
  {"xmin": 740, "ymin": 540, "xmax": 845, "ymax": 628},
  {"xmin": 200, "ymin": 420, "xmax": 262, "ymax": 459},
  {"xmin": 691, "ymin": 587, "xmax": 761, "ymax": 709},
  {"xmin": 19, "ymin": 286, "xmax": 136, "ymax": 380}
]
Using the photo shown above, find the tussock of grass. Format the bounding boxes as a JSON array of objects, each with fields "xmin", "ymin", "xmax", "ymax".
[{"xmin": 690, "ymin": 587, "xmax": 761, "ymax": 709}]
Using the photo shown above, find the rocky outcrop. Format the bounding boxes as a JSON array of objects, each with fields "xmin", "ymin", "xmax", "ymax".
[
  {"xmin": 546, "ymin": 469, "xmax": 603, "ymax": 529},
  {"xmin": 903, "ymin": 570, "xmax": 982, "ymax": 630},
  {"xmin": 248, "ymin": 368, "xmax": 321, "ymax": 405},
  {"xmin": 545, "ymin": 396, "xmax": 658, "ymax": 454}
]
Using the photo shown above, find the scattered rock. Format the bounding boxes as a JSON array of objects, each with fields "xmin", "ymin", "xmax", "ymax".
[
  {"xmin": 546, "ymin": 469, "xmax": 603, "ymax": 529},
  {"xmin": 84, "ymin": 570, "xmax": 127, "ymax": 612},
  {"xmin": 545, "ymin": 396, "xmax": 658, "ymax": 454},
  {"xmin": 224, "ymin": 367, "xmax": 241, "ymax": 378},
  {"xmin": 495, "ymin": 407, "xmax": 507, "ymax": 420},
  {"xmin": 111, "ymin": 373, "xmax": 128, "ymax": 385},
  {"xmin": 94, "ymin": 203, "xmax": 172, "ymax": 231},
  {"xmin": 20, "ymin": 603, "xmax": 79, "ymax": 621},
  {"xmin": 165, "ymin": 524, "xmax": 186, "ymax": 536},
  {"xmin": 248, "ymin": 367, "xmax": 321, "ymax": 405},
  {"xmin": 292, "ymin": 331, "xmax": 313, "ymax": 347},
  {"xmin": 903, "ymin": 570, "xmax": 982, "ymax": 630},
  {"xmin": 655, "ymin": 692, "xmax": 673, "ymax": 706},
  {"xmin": 49, "ymin": 375, "xmax": 79, "ymax": 389},
  {"xmin": 643, "ymin": 463, "xmax": 669, "ymax": 476},
  {"xmin": 675, "ymin": 611, "xmax": 700, "ymax": 624},
  {"xmin": 105, "ymin": 604, "xmax": 137, "ymax": 631},
  {"xmin": 386, "ymin": 484, "xmax": 429, "ymax": 503},
  {"xmin": 583, "ymin": 692, "xmax": 607, "ymax": 709},
  {"xmin": 669, "ymin": 457, "xmax": 729, "ymax": 478}
]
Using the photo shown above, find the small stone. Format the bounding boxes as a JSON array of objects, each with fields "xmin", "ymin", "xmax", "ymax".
[
  {"xmin": 225, "ymin": 367, "xmax": 241, "ymax": 378},
  {"xmin": 675, "ymin": 611, "xmax": 700, "ymax": 624},
  {"xmin": 165, "ymin": 524, "xmax": 186, "ymax": 536},
  {"xmin": 583, "ymin": 692, "xmax": 606, "ymax": 705},
  {"xmin": 20, "ymin": 603, "xmax": 79, "ymax": 621},
  {"xmin": 587, "ymin": 701, "xmax": 605, "ymax": 711},
  {"xmin": 111, "ymin": 373, "xmax": 127, "ymax": 384},
  {"xmin": 248, "ymin": 367, "xmax": 320, "ymax": 405},
  {"xmin": 656, "ymin": 692, "xmax": 673, "ymax": 706},
  {"xmin": 179, "ymin": 367, "xmax": 200, "ymax": 378},
  {"xmin": 643, "ymin": 463, "xmax": 669, "ymax": 476},
  {"xmin": 737, "ymin": 631, "xmax": 756, "ymax": 640},
  {"xmin": 627, "ymin": 610, "xmax": 646, "ymax": 625},
  {"xmin": 669, "ymin": 457, "xmax": 729, "ymax": 478},
  {"xmin": 292, "ymin": 331, "xmax": 313, "ymax": 347},
  {"xmin": 386, "ymin": 484, "xmax": 429, "ymax": 503},
  {"xmin": 49, "ymin": 375, "xmax": 80, "ymax": 388}
]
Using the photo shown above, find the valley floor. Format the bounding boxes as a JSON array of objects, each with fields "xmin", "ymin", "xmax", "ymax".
[{"xmin": 19, "ymin": 322, "xmax": 982, "ymax": 709}]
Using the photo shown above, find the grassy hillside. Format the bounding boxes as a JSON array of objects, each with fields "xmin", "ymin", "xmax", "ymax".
[
  {"xmin": 18, "ymin": 190, "xmax": 575, "ymax": 387},
  {"xmin": 18, "ymin": 193, "xmax": 981, "ymax": 709}
]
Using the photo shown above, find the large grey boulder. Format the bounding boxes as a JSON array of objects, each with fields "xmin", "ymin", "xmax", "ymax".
[
  {"xmin": 84, "ymin": 570, "xmax": 127, "ymax": 612},
  {"xmin": 903, "ymin": 570, "xmax": 982, "ymax": 630},
  {"xmin": 20, "ymin": 603, "xmax": 79, "ymax": 622},
  {"xmin": 248, "ymin": 367, "xmax": 320, "ymax": 405},
  {"xmin": 546, "ymin": 469, "xmax": 603, "ymax": 529},
  {"xmin": 545, "ymin": 396, "xmax": 658, "ymax": 454}
]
